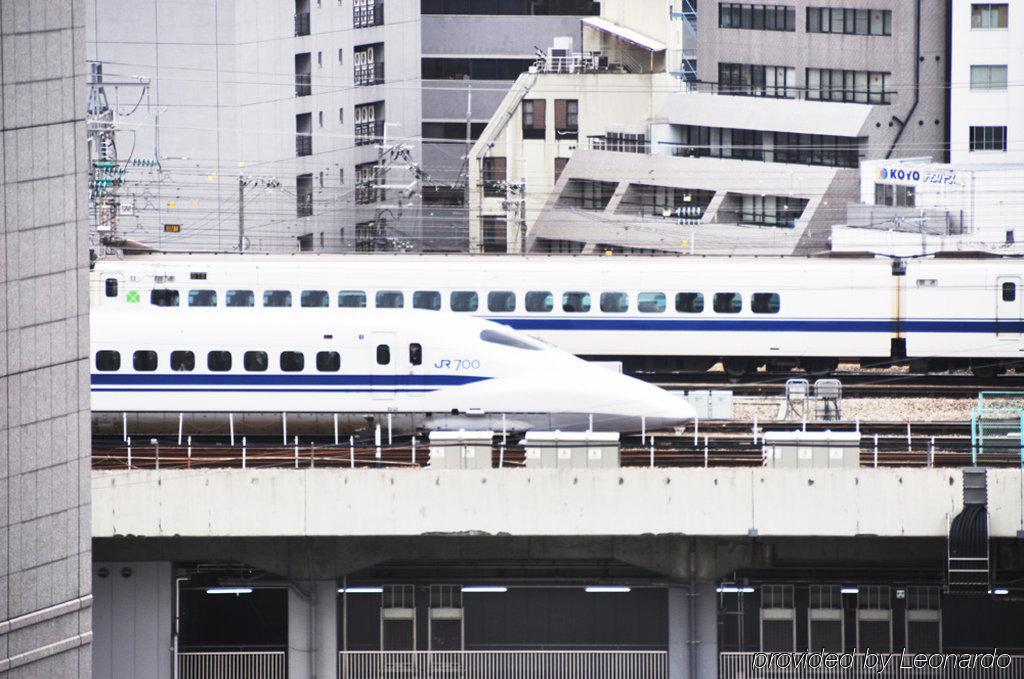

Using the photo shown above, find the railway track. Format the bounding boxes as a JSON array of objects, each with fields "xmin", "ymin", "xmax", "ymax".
[
  {"xmin": 91, "ymin": 418, "xmax": 1023, "ymax": 471},
  {"xmin": 639, "ymin": 370, "xmax": 1024, "ymax": 398}
]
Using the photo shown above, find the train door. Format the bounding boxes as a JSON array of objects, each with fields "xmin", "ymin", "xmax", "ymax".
[
  {"xmin": 996, "ymin": 276, "xmax": 1022, "ymax": 339},
  {"xmin": 370, "ymin": 332, "xmax": 397, "ymax": 398}
]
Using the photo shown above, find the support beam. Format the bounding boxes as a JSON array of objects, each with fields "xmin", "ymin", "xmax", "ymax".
[
  {"xmin": 288, "ymin": 588, "xmax": 311, "ymax": 679},
  {"xmin": 315, "ymin": 581, "xmax": 338, "ymax": 679},
  {"xmin": 667, "ymin": 582, "xmax": 718, "ymax": 679}
]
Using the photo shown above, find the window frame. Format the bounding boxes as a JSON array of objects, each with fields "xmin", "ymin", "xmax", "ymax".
[
  {"xmin": 95, "ymin": 350, "xmax": 121, "ymax": 372},
  {"xmin": 243, "ymin": 350, "xmax": 269, "ymax": 372},
  {"xmin": 751, "ymin": 292, "xmax": 782, "ymax": 314},
  {"xmin": 525, "ymin": 290, "xmax": 554, "ymax": 313},
  {"xmin": 413, "ymin": 290, "xmax": 442, "ymax": 310},
  {"xmin": 375, "ymin": 290, "xmax": 405, "ymax": 308},
  {"xmin": 170, "ymin": 350, "xmax": 196, "ymax": 372},
  {"xmin": 262, "ymin": 290, "xmax": 293, "ymax": 308},
  {"xmin": 599, "ymin": 291, "xmax": 629, "ymax": 313},
  {"xmin": 188, "ymin": 289, "xmax": 217, "ymax": 307},
  {"xmin": 150, "ymin": 289, "xmax": 180, "ymax": 307},
  {"xmin": 487, "ymin": 291, "xmax": 517, "ymax": 313},
  {"xmin": 207, "ymin": 351, "xmax": 233, "ymax": 372},
  {"xmin": 638, "ymin": 292, "xmax": 667, "ymax": 313},
  {"xmin": 562, "ymin": 291, "xmax": 592, "ymax": 313},
  {"xmin": 300, "ymin": 290, "xmax": 331, "ymax": 307},
  {"xmin": 450, "ymin": 290, "xmax": 480, "ymax": 312},
  {"xmin": 280, "ymin": 351, "xmax": 306, "ymax": 372},
  {"xmin": 226, "ymin": 289, "xmax": 255, "ymax": 307},
  {"xmin": 338, "ymin": 290, "xmax": 368, "ymax": 308},
  {"xmin": 713, "ymin": 292, "xmax": 743, "ymax": 314},
  {"xmin": 132, "ymin": 350, "xmax": 158, "ymax": 372}
]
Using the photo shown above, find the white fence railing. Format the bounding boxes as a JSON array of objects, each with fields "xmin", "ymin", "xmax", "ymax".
[
  {"xmin": 720, "ymin": 652, "xmax": 1024, "ymax": 678},
  {"xmin": 177, "ymin": 651, "xmax": 285, "ymax": 679},
  {"xmin": 339, "ymin": 650, "xmax": 667, "ymax": 679}
]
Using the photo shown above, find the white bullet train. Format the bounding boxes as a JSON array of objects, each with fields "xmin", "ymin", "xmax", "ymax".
[
  {"xmin": 91, "ymin": 306, "xmax": 694, "ymax": 437},
  {"xmin": 92, "ymin": 253, "xmax": 1024, "ymax": 377}
]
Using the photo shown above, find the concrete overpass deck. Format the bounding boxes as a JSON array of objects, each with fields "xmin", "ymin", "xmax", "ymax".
[{"xmin": 92, "ymin": 467, "xmax": 1024, "ymax": 539}]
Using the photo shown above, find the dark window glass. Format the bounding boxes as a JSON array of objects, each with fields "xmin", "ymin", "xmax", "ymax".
[
  {"xmin": 413, "ymin": 291, "xmax": 442, "ymax": 310},
  {"xmin": 376, "ymin": 291, "xmax": 404, "ymax": 308},
  {"xmin": 95, "ymin": 350, "xmax": 121, "ymax": 371},
  {"xmin": 316, "ymin": 351, "xmax": 341, "ymax": 372},
  {"xmin": 188, "ymin": 290, "xmax": 217, "ymax": 307},
  {"xmin": 132, "ymin": 350, "xmax": 158, "ymax": 371},
  {"xmin": 226, "ymin": 289, "xmax": 255, "ymax": 307},
  {"xmin": 170, "ymin": 350, "xmax": 195, "ymax": 372},
  {"xmin": 263, "ymin": 290, "xmax": 293, "ymax": 307},
  {"xmin": 450, "ymin": 291, "xmax": 479, "ymax": 312},
  {"xmin": 525, "ymin": 291, "xmax": 554, "ymax": 312},
  {"xmin": 301, "ymin": 290, "xmax": 330, "ymax": 307},
  {"xmin": 487, "ymin": 291, "xmax": 517, "ymax": 312},
  {"xmin": 676, "ymin": 292, "xmax": 705, "ymax": 313},
  {"xmin": 105, "ymin": 278, "xmax": 118, "ymax": 298},
  {"xmin": 280, "ymin": 351, "xmax": 305, "ymax": 372},
  {"xmin": 376, "ymin": 344, "xmax": 391, "ymax": 365},
  {"xmin": 207, "ymin": 351, "xmax": 232, "ymax": 371},
  {"xmin": 150, "ymin": 289, "xmax": 180, "ymax": 307},
  {"xmin": 409, "ymin": 343, "xmax": 422, "ymax": 366},
  {"xmin": 1003, "ymin": 282, "xmax": 1017, "ymax": 302},
  {"xmin": 714, "ymin": 292, "xmax": 743, "ymax": 313},
  {"xmin": 562, "ymin": 291, "xmax": 591, "ymax": 313},
  {"xmin": 638, "ymin": 292, "xmax": 667, "ymax": 313},
  {"xmin": 751, "ymin": 292, "xmax": 782, "ymax": 314},
  {"xmin": 244, "ymin": 351, "xmax": 268, "ymax": 372},
  {"xmin": 599, "ymin": 292, "xmax": 629, "ymax": 313},
  {"xmin": 338, "ymin": 290, "xmax": 367, "ymax": 308}
]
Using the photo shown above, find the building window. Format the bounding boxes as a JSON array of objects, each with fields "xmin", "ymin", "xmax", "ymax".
[
  {"xmin": 971, "ymin": 3, "xmax": 1008, "ymax": 28},
  {"xmin": 806, "ymin": 68, "xmax": 891, "ymax": 104},
  {"xmin": 561, "ymin": 179, "xmax": 617, "ymax": 210},
  {"xmin": 295, "ymin": 53, "xmax": 312, "ymax": 96},
  {"xmin": 297, "ymin": 173, "xmax": 313, "ymax": 217},
  {"xmin": 481, "ymin": 216, "xmax": 508, "ymax": 253},
  {"xmin": 355, "ymin": 44, "xmax": 384, "ymax": 85},
  {"xmin": 970, "ymin": 65, "xmax": 1008, "ymax": 90},
  {"xmin": 522, "ymin": 99, "xmax": 546, "ymax": 139},
  {"xmin": 422, "ymin": 57, "xmax": 536, "ymax": 80},
  {"xmin": 354, "ymin": 0, "xmax": 383, "ymax": 27},
  {"xmin": 555, "ymin": 99, "xmax": 578, "ymax": 138},
  {"xmin": 356, "ymin": 162, "xmax": 380, "ymax": 204},
  {"xmin": 718, "ymin": 62, "xmax": 796, "ymax": 98},
  {"xmin": 296, "ymin": 112, "xmax": 313, "ymax": 156},
  {"xmin": 422, "ymin": 0, "xmax": 600, "ymax": 13},
  {"xmin": 969, "ymin": 125, "xmax": 1007, "ymax": 152},
  {"xmin": 481, "ymin": 157, "xmax": 506, "ymax": 197},
  {"xmin": 354, "ymin": 102, "xmax": 383, "ymax": 145},
  {"xmin": 807, "ymin": 7, "xmax": 891, "ymax": 35},
  {"xmin": 874, "ymin": 183, "xmax": 916, "ymax": 207},
  {"xmin": 738, "ymin": 194, "xmax": 808, "ymax": 227},
  {"xmin": 719, "ymin": 3, "xmax": 796, "ymax": 31}
]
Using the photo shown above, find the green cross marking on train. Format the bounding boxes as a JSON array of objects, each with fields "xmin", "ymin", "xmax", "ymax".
[{"xmin": 126, "ymin": 290, "xmax": 140, "ymax": 304}]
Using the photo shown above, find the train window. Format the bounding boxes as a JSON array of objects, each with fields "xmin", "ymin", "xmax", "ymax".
[
  {"xmin": 301, "ymin": 290, "xmax": 330, "ymax": 307},
  {"xmin": 280, "ymin": 351, "xmax": 305, "ymax": 372},
  {"xmin": 480, "ymin": 329, "xmax": 543, "ymax": 351},
  {"xmin": 1003, "ymin": 282, "xmax": 1017, "ymax": 302},
  {"xmin": 338, "ymin": 290, "xmax": 367, "ymax": 308},
  {"xmin": 132, "ymin": 350, "xmax": 158, "ymax": 371},
  {"xmin": 638, "ymin": 292, "xmax": 667, "ymax": 313},
  {"xmin": 376, "ymin": 344, "xmax": 391, "ymax": 365},
  {"xmin": 525, "ymin": 291, "xmax": 554, "ymax": 312},
  {"xmin": 104, "ymin": 278, "xmax": 118, "ymax": 298},
  {"xmin": 226, "ymin": 289, "xmax": 255, "ymax": 307},
  {"xmin": 207, "ymin": 351, "xmax": 232, "ymax": 372},
  {"xmin": 170, "ymin": 350, "xmax": 195, "ymax": 372},
  {"xmin": 188, "ymin": 290, "xmax": 217, "ymax": 307},
  {"xmin": 751, "ymin": 292, "xmax": 781, "ymax": 314},
  {"xmin": 600, "ymin": 292, "xmax": 629, "ymax": 313},
  {"xmin": 316, "ymin": 351, "xmax": 341, "ymax": 372},
  {"xmin": 376, "ymin": 291, "xmax": 404, "ymax": 308},
  {"xmin": 487, "ymin": 291, "xmax": 516, "ymax": 313},
  {"xmin": 409, "ymin": 343, "xmax": 422, "ymax": 366},
  {"xmin": 675, "ymin": 292, "xmax": 704, "ymax": 313},
  {"xmin": 562, "ymin": 291, "xmax": 591, "ymax": 313},
  {"xmin": 150, "ymin": 289, "xmax": 180, "ymax": 307},
  {"xmin": 263, "ymin": 290, "xmax": 292, "ymax": 307},
  {"xmin": 413, "ymin": 291, "xmax": 441, "ymax": 310},
  {"xmin": 713, "ymin": 292, "xmax": 743, "ymax": 314},
  {"xmin": 450, "ymin": 291, "xmax": 479, "ymax": 312},
  {"xmin": 243, "ymin": 351, "xmax": 268, "ymax": 372},
  {"xmin": 95, "ymin": 350, "xmax": 121, "ymax": 371}
]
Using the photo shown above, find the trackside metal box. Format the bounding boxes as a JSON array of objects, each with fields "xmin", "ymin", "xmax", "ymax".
[
  {"xmin": 428, "ymin": 430, "xmax": 495, "ymax": 469},
  {"xmin": 762, "ymin": 431, "xmax": 861, "ymax": 469},
  {"xmin": 522, "ymin": 431, "xmax": 621, "ymax": 469}
]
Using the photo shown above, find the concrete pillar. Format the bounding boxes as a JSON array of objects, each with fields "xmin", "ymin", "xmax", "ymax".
[
  {"xmin": 667, "ymin": 582, "xmax": 719, "ymax": 679},
  {"xmin": 92, "ymin": 561, "xmax": 173, "ymax": 679},
  {"xmin": 315, "ymin": 581, "xmax": 339, "ymax": 679},
  {"xmin": 289, "ymin": 581, "xmax": 339, "ymax": 679},
  {"xmin": 289, "ymin": 588, "xmax": 312, "ymax": 679}
]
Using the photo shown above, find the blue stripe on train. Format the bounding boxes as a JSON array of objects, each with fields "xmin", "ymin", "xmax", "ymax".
[
  {"xmin": 91, "ymin": 374, "xmax": 491, "ymax": 386},
  {"xmin": 491, "ymin": 318, "xmax": 1024, "ymax": 334}
]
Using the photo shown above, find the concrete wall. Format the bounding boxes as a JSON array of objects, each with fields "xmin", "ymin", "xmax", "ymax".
[
  {"xmin": 91, "ymin": 468, "xmax": 1024, "ymax": 539},
  {"xmin": 91, "ymin": 562, "xmax": 172, "ymax": 679},
  {"xmin": 1, "ymin": 0, "xmax": 92, "ymax": 675}
]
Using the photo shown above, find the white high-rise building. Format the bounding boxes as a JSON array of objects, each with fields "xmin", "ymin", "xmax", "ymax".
[{"xmin": 950, "ymin": 1, "xmax": 1023, "ymax": 163}]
